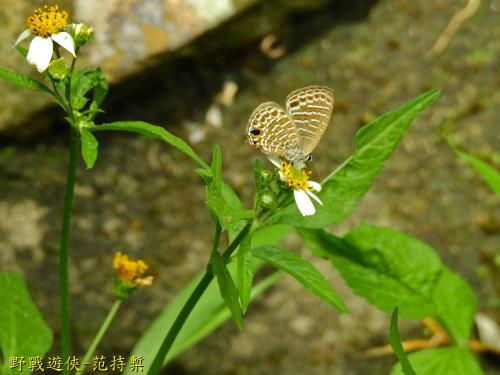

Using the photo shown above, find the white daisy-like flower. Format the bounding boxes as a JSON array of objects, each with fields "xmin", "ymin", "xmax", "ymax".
[
  {"xmin": 268, "ymin": 155, "xmax": 323, "ymax": 216},
  {"xmin": 14, "ymin": 5, "xmax": 75, "ymax": 73}
]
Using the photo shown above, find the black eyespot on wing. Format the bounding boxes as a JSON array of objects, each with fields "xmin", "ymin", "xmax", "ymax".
[{"xmin": 250, "ymin": 128, "xmax": 262, "ymax": 136}]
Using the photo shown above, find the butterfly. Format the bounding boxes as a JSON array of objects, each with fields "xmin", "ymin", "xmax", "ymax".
[{"xmin": 246, "ymin": 85, "xmax": 334, "ymax": 169}]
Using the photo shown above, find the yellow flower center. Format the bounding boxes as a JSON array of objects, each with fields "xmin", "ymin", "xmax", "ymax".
[
  {"xmin": 280, "ymin": 161, "xmax": 313, "ymax": 191},
  {"xmin": 27, "ymin": 5, "xmax": 68, "ymax": 38},
  {"xmin": 113, "ymin": 252, "xmax": 153, "ymax": 288}
]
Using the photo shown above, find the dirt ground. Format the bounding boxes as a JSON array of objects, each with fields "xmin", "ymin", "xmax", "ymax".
[{"xmin": 0, "ymin": 0, "xmax": 498, "ymax": 374}]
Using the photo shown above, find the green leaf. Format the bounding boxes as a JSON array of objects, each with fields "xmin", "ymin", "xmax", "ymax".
[
  {"xmin": 124, "ymin": 266, "xmax": 281, "ymax": 375},
  {"xmin": 80, "ymin": 129, "xmax": 99, "ymax": 169},
  {"xmin": 211, "ymin": 145, "xmax": 222, "ymax": 190},
  {"xmin": 89, "ymin": 121, "xmax": 209, "ymax": 170},
  {"xmin": 391, "ymin": 347, "xmax": 484, "ymax": 375},
  {"xmin": 237, "ymin": 236, "xmax": 254, "ymax": 313},
  {"xmin": 221, "ymin": 183, "xmax": 253, "ymax": 241},
  {"xmin": 0, "ymin": 273, "xmax": 53, "ymax": 374},
  {"xmin": 206, "ymin": 146, "xmax": 254, "ymax": 232},
  {"xmin": 0, "ymin": 67, "xmax": 53, "ymax": 95},
  {"xmin": 206, "ymin": 183, "xmax": 254, "ymax": 233},
  {"xmin": 298, "ymin": 225, "xmax": 443, "ymax": 318},
  {"xmin": 15, "ymin": 45, "xmax": 28, "ymax": 58},
  {"xmin": 299, "ymin": 225, "xmax": 478, "ymax": 343},
  {"xmin": 268, "ymin": 89, "xmax": 441, "ymax": 228},
  {"xmin": 195, "ymin": 168, "xmax": 211, "ymax": 183},
  {"xmin": 252, "ymin": 224, "xmax": 291, "ymax": 247},
  {"xmin": 433, "ymin": 268, "xmax": 477, "ymax": 345},
  {"xmin": 211, "ymin": 252, "xmax": 243, "ymax": 329},
  {"xmin": 390, "ymin": 307, "xmax": 417, "ymax": 375},
  {"xmin": 91, "ymin": 69, "xmax": 108, "ymax": 108},
  {"xmin": 70, "ymin": 68, "xmax": 108, "ymax": 112},
  {"xmin": 124, "ymin": 225, "xmax": 290, "ymax": 374},
  {"xmin": 251, "ymin": 245, "xmax": 347, "ymax": 312},
  {"xmin": 455, "ymin": 149, "xmax": 500, "ymax": 196}
]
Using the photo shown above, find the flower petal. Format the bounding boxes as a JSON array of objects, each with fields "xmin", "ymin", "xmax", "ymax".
[
  {"xmin": 278, "ymin": 171, "xmax": 287, "ymax": 182},
  {"xmin": 51, "ymin": 32, "xmax": 76, "ymax": 57},
  {"xmin": 308, "ymin": 180, "xmax": 322, "ymax": 192},
  {"xmin": 267, "ymin": 155, "xmax": 282, "ymax": 168},
  {"xmin": 14, "ymin": 29, "xmax": 32, "ymax": 47},
  {"xmin": 294, "ymin": 189, "xmax": 316, "ymax": 216},
  {"xmin": 27, "ymin": 37, "xmax": 53, "ymax": 73},
  {"xmin": 305, "ymin": 189, "xmax": 323, "ymax": 206}
]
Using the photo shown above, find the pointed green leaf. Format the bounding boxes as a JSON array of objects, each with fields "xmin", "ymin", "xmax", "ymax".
[
  {"xmin": 299, "ymin": 225, "xmax": 477, "ymax": 343},
  {"xmin": 15, "ymin": 45, "xmax": 28, "ymax": 58},
  {"xmin": 70, "ymin": 68, "xmax": 108, "ymax": 111},
  {"xmin": 251, "ymin": 245, "xmax": 347, "ymax": 312},
  {"xmin": 0, "ymin": 273, "xmax": 53, "ymax": 374},
  {"xmin": 252, "ymin": 224, "xmax": 291, "ymax": 247},
  {"xmin": 124, "ymin": 224, "xmax": 290, "ymax": 374},
  {"xmin": 211, "ymin": 252, "xmax": 243, "ymax": 329},
  {"xmin": 433, "ymin": 268, "xmax": 477, "ymax": 345},
  {"xmin": 89, "ymin": 121, "xmax": 209, "ymax": 170},
  {"xmin": 268, "ymin": 89, "xmax": 441, "ymax": 228},
  {"xmin": 211, "ymin": 145, "xmax": 222, "ymax": 190},
  {"xmin": 195, "ymin": 168, "xmax": 211, "ymax": 183},
  {"xmin": 390, "ymin": 307, "xmax": 417, "ymax": 375},
  {"xmin": 205, "ymin": 159, "xmax": 254, "ymax": 235},
  {"xmin": 206, "ymin": 183, "xmax": 254, "ymax": 233},
  {"xmin": 221, "ymin": 182, "xmax": 252, "ymax": 241},
  {"xmin": 298, "ymin": 225, "xmax": 443, "ymax": 319},
  {"xmin": 455, "ymin": 150, "xmax": 500, "ymax": 196},
  {"xmin": 80, "ymin": 129, "xmax": 98, "ymax": 169},
  {"xmin": 237, "ymin": 237, "xmax": 254, "ymax": 313},
  {"xmin": 124, "ymin": 269, "xmax": 279, "ymax": 375},
  {"xmin": 0, "ymin": 67, "xmax": 52, "ymax": 95},
  {"xmin": 391, "ymin": 347, "xmax": 484, "ymax": 375},
  {"xmin": 91, "ymin": 69, "xmax": 108, "ymax": 108},
  {"xmin": 206, "ymin": 145, "xmax": 252, "ymax": 231}
]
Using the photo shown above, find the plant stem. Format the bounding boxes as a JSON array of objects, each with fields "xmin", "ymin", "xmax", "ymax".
[
  {"xmin": 65, "ymin": 51, "xmax": 79, "ymax": 124},
  {"xmin": 51, "ymin": 81, "xmax": 68, "ymax": 112},
  {"xmin": 76, "ymin": 300, "xmax": 123, "ymax": 375},
  {"xmin": 60, "ymin": 128, "xmax": 79, "ymax": 374},
  {"xmin": 210, "ymin": 219, "xmax": 222, "ymax": 257},
  {"xmin": 148, "ymin": 222, "xmax": 252, "ymax": 375}
]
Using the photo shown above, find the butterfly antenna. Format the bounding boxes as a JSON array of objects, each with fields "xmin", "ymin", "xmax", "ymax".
[{"xmin": 311, "ymin": 158, "xmax": 323, "ymax": 183}]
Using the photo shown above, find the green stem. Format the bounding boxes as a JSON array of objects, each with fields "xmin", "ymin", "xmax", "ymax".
[
  {"xmin": 65, "ymin": 49, "xmax": 79, "ymax": 125},
  {"xmin": 147, "ymin": 222, "xmax": 252, "ymax": 375},
  {"xmin": 76, "ymin": 300, "xmax": 123, "ymax": 375},
  {"xmin": 60, "ymin": 128, "xmax": 79, "ymax": 374},
  {"xmin": 51, "ymin": 81, "xmax": 68, "ymax": 112},
  {"xmin": 210, "ymin": 218, "xmax": 222, "ymax": 257}
]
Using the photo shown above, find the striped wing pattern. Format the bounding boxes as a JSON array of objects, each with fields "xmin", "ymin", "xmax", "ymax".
[
  {"xmin": 246, "ymin": 102, "xmax": 301, "ymax": 158},
  {"xmin": 285, "ymin": 86, "xmax": 334, "ymax": 156}
]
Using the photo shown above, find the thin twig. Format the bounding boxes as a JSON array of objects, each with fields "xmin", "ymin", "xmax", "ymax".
[
  {"xmin": 361, "ymin": 316, "xmax": 500, "ymax": 358},
  {"xmin": 431, "ymin": 0, "xmax": 481, "ymax": 55}
]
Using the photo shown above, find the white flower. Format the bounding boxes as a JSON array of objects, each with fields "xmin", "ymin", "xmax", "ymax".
[
  {"xmin": 268, "ymin": 155, "xmax": 323, "ymax": 216},
  {"xmin": 14, "ymin": 5, "xmax": 75, "ymax": 73}
]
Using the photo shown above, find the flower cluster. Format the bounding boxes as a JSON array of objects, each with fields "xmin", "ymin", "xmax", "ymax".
[
  {"xmin": 113, "ymin": 252, "xmax": 153, "ymax": 298},
  {"xmin": 268, "ymin": 156, "xmax": 323, "ymax": 216},
  {"xmin": 14, "ymin": 5, "xmax": 93, "ymax": 73}
]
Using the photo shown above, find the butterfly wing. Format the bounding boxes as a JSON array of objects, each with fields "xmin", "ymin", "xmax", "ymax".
[
  {"xmin": 247, "ymin": 102, "xmax": 301, "ymax": 158},
  {"xmin": 285, "ymin": 86, "xmax": 334, "ymax": 156}
]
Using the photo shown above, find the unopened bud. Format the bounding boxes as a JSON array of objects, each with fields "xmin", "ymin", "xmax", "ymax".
[
  {"xmin": 68, "ymin": 23, "xmax": 94, "ymax": 47},
  {"xmin": 259, "ymin": 190, "xmax": 276, "ymax": 209}
]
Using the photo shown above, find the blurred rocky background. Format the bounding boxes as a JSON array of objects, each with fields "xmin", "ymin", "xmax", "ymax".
[{"xmin": 0, "ymin": 0, "xmax": 499, "ymax": 374}]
